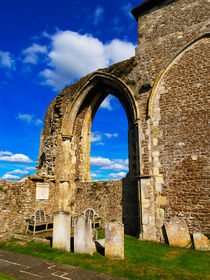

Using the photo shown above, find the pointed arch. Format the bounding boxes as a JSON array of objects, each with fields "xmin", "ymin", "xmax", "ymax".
[
  {"xmin": 147, "ymin": 33, "xmax": 210, "ymax": 118},
  {"xmin": 61, "ymin": 71, "xmax": 140, "ymax": 136}
]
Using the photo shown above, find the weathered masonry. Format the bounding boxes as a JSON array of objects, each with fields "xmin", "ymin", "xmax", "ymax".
[{"xmin": 0, "ymin": 0, "xmax": 209, "ymax": 241}]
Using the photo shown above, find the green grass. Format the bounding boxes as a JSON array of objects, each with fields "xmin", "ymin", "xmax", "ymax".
[
  {"xmin": 0, "ymin": 236, "xmax": 209, "ymax": 280},
  {"xmin": 0, "ymin": 273, "xmax": 20, "ymax": 280}
]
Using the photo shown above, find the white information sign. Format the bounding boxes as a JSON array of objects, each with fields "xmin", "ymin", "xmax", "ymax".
[{"xmin": 36, "ymin": 183, "xmax": 50, "ymax": 200}]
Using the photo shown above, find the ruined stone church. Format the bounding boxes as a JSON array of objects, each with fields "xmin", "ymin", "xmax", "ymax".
[{"xmin": 0, "ymin": 0, "xmax": 209, "ymax": 241}]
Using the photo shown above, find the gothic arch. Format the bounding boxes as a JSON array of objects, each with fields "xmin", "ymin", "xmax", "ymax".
[
  {"xmin": 61, "ymin": 71, "xmax": 140, "ymax": 136},
  {"xmin": 147, "ymin": 33, "xmax": 210, "ymax": 118},
  {"xmin": 58, "ymin": 71, "xmax": 141, "ymax": 182}
]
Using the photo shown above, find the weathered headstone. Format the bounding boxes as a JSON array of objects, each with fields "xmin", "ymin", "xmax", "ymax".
[
  {"xmin": 74, "ymin": 215, "xmax": 93, "ymax": 255},
  {"xmin": 193, "ymin": 233, "xmax": 210, "ymax": 251},
  {"xmin": 52, "ymin": 211, "xmax": 71, "ymax": 252},
  {"xmin": 105, "ymin": 222, "xmax": 124, "ymax": 260},
  {"xmin": 164, "ymin": 216, "xmax": 191, "ymax": 248}
]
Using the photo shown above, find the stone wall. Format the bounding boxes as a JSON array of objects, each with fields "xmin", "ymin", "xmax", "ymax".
[
  {"xmin": 1, "ymin": 0, "xmax": 209, "ymax": 242},
  {"xmin": 151, "ymin": 37, "xmax": 210, "ymax": 234},
  {"xmin": 0, "ymin": 179, "xmax": 59, "ymax": 240},
  {"xmin": 74, "ymin": 180, "xmax": 123, "ymax": 224},
  {"xmin": 74, "ymin": 178, "xmax": 139, "ymax": 236}
]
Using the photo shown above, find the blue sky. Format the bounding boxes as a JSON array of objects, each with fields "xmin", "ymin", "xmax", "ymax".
[{"xmin": 0, "ymin": 0, "xmax": 144, "ymax": 181}]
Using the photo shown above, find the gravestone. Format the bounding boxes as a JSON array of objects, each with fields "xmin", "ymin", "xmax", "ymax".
[
  {"xmin": 193, "ymin": 233, "xmax": 210, "ymax": 251},
  {"xmin": 105, "ymin": 222, "xmax": 124, "ymax": 260},
  {"xmin": 52, "ymin": 211, "xmax": 71, "ymax": 252},
  {"xmin": 74, "ymin": 215, "xmax": 93, "ymax": 255},
  {"xmin": 165, "ymin": 216, "xmax": 191, "ymax": 248}
]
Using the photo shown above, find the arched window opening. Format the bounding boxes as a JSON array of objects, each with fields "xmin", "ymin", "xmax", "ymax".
[{"xmin": 90, "ymin": 94, "xmax": 129, "ymax": 180}]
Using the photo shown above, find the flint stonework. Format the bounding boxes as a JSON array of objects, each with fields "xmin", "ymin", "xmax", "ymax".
[
  {"xmin": 105, "ymin": 222, "xmax": 124, "ymax": 260},
  {"xmin": 74, "ymin": 215, "xmax": 93, "ymax": 255},
  {"xmin": 52, "ymin": 211, "xmax": 71, "ymax": 252},
  {"xmin": 0, "ymin": 0, "xmax": 209, "ymax": 243}
]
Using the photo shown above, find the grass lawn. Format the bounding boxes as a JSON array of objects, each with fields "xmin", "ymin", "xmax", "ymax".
[
  {"xmin": 0, "ymin": 273, "xmax": 20, "ymax": 280},
  {"xmin": 0, "ymin": 235, "xmax": 209, "ymax": 280}
]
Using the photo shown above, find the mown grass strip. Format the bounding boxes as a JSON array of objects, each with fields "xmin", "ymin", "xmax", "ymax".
[
  {"xmin": 0, "ymin": 273, "xmax": 20, "ymax": 280},
  {"xmin": 0, "ymin": 235, "xmax": 209, "ymax": 280}
]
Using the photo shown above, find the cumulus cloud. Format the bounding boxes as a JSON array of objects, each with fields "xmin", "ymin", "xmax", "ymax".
[
  {"xmin": 90, "ymin": 156, "xmax": 112, "ymax": 167},
  {"xmin": 102, "ymin": 163, "xmax": 128, "ymax": 171},
  {"xmin": 108, "ymin": 172, "xmax": 127, "ymax": 179},
  {"xmin": 90, "ymin": 156, "xmax": 128, "ymax": 171},
  {"xmin": 39, "ymin": 30, "xmax": 136, "ymax": 90},
  {"xmin": 22, "ymin": 43, "xmax": 48, "ymax": 64},
  {"xmin": 17, "ymin": 113, "xmax": 43, "ymax": 126},
  {"xmin": 100, "ymin": 95, "xmax": 113, "ymax": 111},
  {"xmin": 0, "ymin": 51, "xmax": 15, "ymax": 69},
  {"xmin": 104, "ymin": 39, "xmax": 135, "ymax": 65},
  {"xmin": 94, "ymin": 7, "xmax": 104, "ymax": 25},
  {"xmin": 1, "ymin": 174, "xmax": 20, "ymax": 180},
  {"xmin": 0, "ymin": 151, "xmax": 33, "ymax": 163},
  {"xmin": 8, "ymin": 169, "xmax": 29, "ymax": 175}
]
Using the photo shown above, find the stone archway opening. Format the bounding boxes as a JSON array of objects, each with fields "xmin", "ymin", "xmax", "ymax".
[
  {"xmin": 90, "ymin": 94, "xmax": 129, "ymax": 181},
  {"xmin": 59, "ymin": 72, "xmax": 141, "ymax": 236}
]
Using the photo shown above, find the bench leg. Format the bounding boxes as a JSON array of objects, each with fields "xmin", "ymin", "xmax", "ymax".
[
  {"xmin": 33, "ymin": 224, "xmax": 36, "ymax": 235},
  {"xmin": 25, "ymin": 223, "xmax": 29, "ymax": 234}
]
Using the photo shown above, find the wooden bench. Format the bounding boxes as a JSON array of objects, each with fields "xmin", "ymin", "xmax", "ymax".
[{"xmin": 25, "ymin": 210, "xmax": 53, "ymax": 235}]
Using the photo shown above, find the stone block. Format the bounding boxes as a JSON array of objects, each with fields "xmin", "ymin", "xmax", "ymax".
[
  {"xmin": 74, "ymin": 215, "xmax": 93, "ymax": 255},
  {"xmin": 193, "ymin": 233, "xmax": 210, "ymax": 251},
  {"xmin": 53, "ymin": 211, "xmax": 71, "ymax": 252},
  {"xmin": 165, "ymin": 217, "xmax": 192, "ymax": 248},
  {"xmin": 105, "ymin": 222, "xmax": 124, "ymax": 260}
]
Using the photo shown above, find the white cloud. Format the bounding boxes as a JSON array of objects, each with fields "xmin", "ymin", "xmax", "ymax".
[
  {"xmin": 25, "ymin": 167, "xmax": 36, "ymax": 171},
  {"xmin": 115, "ymin": 159, "xmax": 128, "ymax": 165},
  {"xmin": 104, "ymin": 133, "xmax": 112, "ymax": 139},
  {"xmin": 0, "ymin": 51, "xmax": 15, "ymax": 69},
  {"xmin": 104, "ymin": 132, "xmax": 119, "ymax": 139},
  {"xmin": 0, "ymin": 151, "xmax": 12, "ymax": 156},
  {"xmin": 22, "ymin": 43, "xmax": 47, "ymax": 64},
  {"xmin": 35, "ymin": 119, "xmax": 43, "ymax": 126},
  {"xmin": 1, "ymin": 174, "xmax": 20, "ymax": 180},
  {"xmin": 8, "ymin": 169, "xmax": 29, "ymax": 175},
  {"xmin": 94, "ymin": 7, "xmax": 104, "ymax": 25},
  {"xmin": 108, "ymin": 172, "xmax": 127, "ymax": 179},
  {"xmin": 17, "ymin": 113, "xmax": 43, "ymax": 126},
  {"xmin": 102, "ymin": 163, "xmax": 128, "ymax": 171},
  {"xmin": 39, "ymin": 30, "xmax": 136, "ymax": 90},
  {"xmin": 100, "ymin": 95, "xmax": 113, "ymax": 111},
  {"xmin": 90, "ymin": 173, "xmax": 98, "ymax": 178},
  {"xmin": 90, "ymin": 156, "xmax": 128, "ymax": 172},
  {"xmin": 17, "ymin": 113, "xmax": 33, "ymax": 123},
  {"xmin": 91, "ymin": 132, "xmax": 102, "ymax": 142},
  {"xmin": 0, "ymin": 152, "xmax": 33, "ymax": 163},
  {"xmin": 104, "ymin": 39, "xmax": 135, "ymax": 65},
  {"xmin": 90, "ymin": 156, "xmax": 112, "ymax": 167}
]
